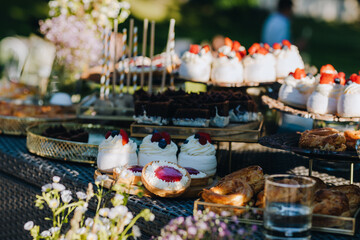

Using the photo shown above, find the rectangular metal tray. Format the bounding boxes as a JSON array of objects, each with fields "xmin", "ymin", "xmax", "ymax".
[
  {"xmin": 194, "ymin": 199, "xmax": 360, "ymax": 236},
  {"xmin": 130, "ymin": 119, "xmax": 264, "ymax": 143}
]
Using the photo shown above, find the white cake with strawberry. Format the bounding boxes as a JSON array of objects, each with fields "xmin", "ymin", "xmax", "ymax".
[
  {"xmin": 243, "ymin": 43, "xmax": 276, "ymax": 83},
  {"xmin": 138, "ymin": 131, "xmax": 178, "ymax": 166},
  {"xmin": 338, "ymin": 73, "xmax": 360, "ymax": 117},
  {"xmin": 97, "ymin": 130, "xmax": 138, "ymax": 172},
  {"xmin": 178, "ymin": 132, "xmax": 217, "ymax": 176},
  {"xmin": 211, "ymin": 37, "xmax": 246, "ymax": 84},
  {"xmin": 273, "ymin": 40, "xmax": 304, "ymax": 79},
  {"xmin": 278, "ymin": 68, "xmax": 316, "ymax": 109},
  {"xmin": 307, "ymin": 65, "xmax": 346, "ymax": 115},
  {"xmin": 179, "ymin": 44, "xmax": 212, "ymax": 82}
]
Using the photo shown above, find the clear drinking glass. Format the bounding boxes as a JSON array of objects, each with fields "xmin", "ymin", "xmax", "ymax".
[{"xmin": 264, "ymin": 174, "xmax": 316, "ymax": 240}]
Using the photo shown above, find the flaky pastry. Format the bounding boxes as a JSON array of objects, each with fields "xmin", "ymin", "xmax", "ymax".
[
  {"xmin": 299, "ymin": 127, "xmax": 346, "ymax": 152},
  {"xmin": 344, "ymin": 130, "xmax": 360, "ymax": 150}
]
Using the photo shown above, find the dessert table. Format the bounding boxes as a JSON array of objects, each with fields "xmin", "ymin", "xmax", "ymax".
[{"xmin": 0, "ymin": 135, "xmax": 359, "ymax": 240}]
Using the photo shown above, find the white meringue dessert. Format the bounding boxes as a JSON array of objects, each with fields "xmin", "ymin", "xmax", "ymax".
[
  {"xmin": 97, "ymin": 130, "xmax": 138, "ymax": 172},
  {"xmin": 278, "ymin": 68, "xmax": 316, "ymax": 109},
  {"xmin": 138, "ymin": 132, "xmax": 178, "ymax": 166},
  {"xmin": 338, "ymin": 74, "xmax": 360, "ymax": 117},
  {"xmin": 179, "ymin": 44, "xmax": 212, "ymax": 82},
  {"xmin": 178, "ymin": 133, "xmax": 216, "ymax": 176}
]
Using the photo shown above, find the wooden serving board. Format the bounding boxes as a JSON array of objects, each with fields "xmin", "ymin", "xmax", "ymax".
[{"xmin": 94, "ymin": 170, "xmax": 215, "ymax": 198}]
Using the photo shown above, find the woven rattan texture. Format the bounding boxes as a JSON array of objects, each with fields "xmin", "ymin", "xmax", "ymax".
[{"xmin": 0, "ymin": 136, "xmax": 359, "ymax": 239}]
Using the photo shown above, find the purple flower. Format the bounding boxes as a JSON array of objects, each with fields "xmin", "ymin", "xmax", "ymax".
[{"xmin": 251, "ymin": 225, "xmax": 258, "ymax": 232}]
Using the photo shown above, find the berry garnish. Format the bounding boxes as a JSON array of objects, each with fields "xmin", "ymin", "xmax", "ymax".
[
  {"xmin": 248, "ymin": 43, "xmax": 260, "ymax": 55},
  {"xmin": 320, "ymin": 64, "xmax": 336, "ymax": 74},
  {"xmin": 105, "ymin": 131, "xmax": 112, "ymax": 139},
  {"xmin": 282, "ymin": 39, "xmax": 291, "ymax": 48},
  {"xmin": 111, "ymin": 130, "xmax": 119, "ymax": 137},
  {"xmin": 256, "ymin": 47, "xmax": 268, "ymax": 55},
  {"xmin": 263, "ymin": 43, "xmax": 270, "ymax": 50},
  {"xmin": 232, "ymin": 41, "xmax": 241, "ymax": 51},
  {"xmin": 119, "ymin": 129, "xmax": 129, "ymax": 145},
  {"xmin": 155, "ymin": 166, "xmax": 182, "ymax": 182},
  {"xmin": 320, "ymin": 73, "xmax": 335, "ymax": 84},
  {"xmin": 160, "ymin": 132, "xmax": 171, "ymax": 144},
  {"xmin": 194, "ymin": 133, "xmax": 200, "ymax": 139},
  {"xmin": 224, "ymin": 37, "xmax": 233, "ymax": 47},
  {"xmin": 151, "ymin": 132, "xmax": 162, "ymax": 142},
  {"xmin": 235, "ymin": 52, "xmax": 242, "ymax": 61},
  {"xmin": 199, "ymin": 135, "xmax": 207, "ymax": 145},
  {"xmin": 153, "ymin": 129, "xmax": 159, "ymax": 134},
  {"xmin": 158, "ymin": 139, "xmax": 167, "ymax": 149},
  {"xmin": 293, "ymin": 68, "xmax": 306, "ymax": 79},
  {"xmin": 219, "ymin": 52, "xmax": 226, "ymax": 58},
  {"xmin": 240, "ymin": 49, "xmax": 247, "ymax": 57},
  {"xmin": 128, "ymin": 165, "xmax": 143, "ymax": 173},
  {"xmin": 185, "ymin": 167, "xmax": 200, "ymax": 175},
  {"xmin": 183, "ymin": 140, "xmax": 189, "ymax": 144},
  {"xmin": 334, "ymin": 78, "xmax": 341, "ymax": 84},
  {"xmin": 273, "ymin": 43, "xmax": 281, "ymax": 49},
  {"xmin": 349, "ymin": 73, "xmax": 360, "ymax": 84},
  {"xmin": 189, "ymin": 44, "xmax": 200, "ymax": 54},
  {"xmin": 198, "ymin": 132, "xmax": 211, "ymax": 143},
  {"xmin": 202, "ymin": 45, "xmax": 210, "ymax": 53},
  {"xmin": 335, "ymin": 72, "xmax": 346, "ymax": 85}
]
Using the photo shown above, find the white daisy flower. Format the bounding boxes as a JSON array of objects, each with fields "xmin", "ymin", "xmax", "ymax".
[
  {"xmin": 76, "ymin": 191, "xmax": 87, "ymax": 199},
  {"xmin": 85, "ymin": 217, "xmax": 94, "ymax": 227},
  {"xmin": 99, "ymin": 208, "xmax": 110, "ymax": 217},
  {"xmin": 52, "ymin": 176, "xmax": 61, "ymax": 183},
  {"xmin": 87, "ymin": 233, "xmax": 98, "ymax": 240},
  {"xmin": 41, "ymin": 183, "xmax": 52, "ymax": 192},
  {"xmin": 24, "ymin": 221, "xmax": 34, "ymax": 230},
  {"xmin": 132, "ymin": 225, "xmax": 141, "ymax": 238},
  {"xmin": 40, "ymin": 230, "xmax": 51, "ymax": 237},
  {"xmin": 52, "ymin": 183, "xmax": 66, "ymax": 192},
  {"xmin": 124, "ymin": 212, "xmax": 133, "ymax": 225},
  {"xmin": 61, "ymin": 194, "xmax": 72, "ymax": 203},
  {"xmin": 95, "ymin": 175, "xmax": 109, "ymax": 184},
  {"xmin": 49, "ymin": 199, "xmax": 59, "ymax": 209},
  {"xmin": 114, "ymin": 194, "xmax": 124, "ymax": 201},
  {"xmin": 49, "ymin": 227, "xmax": 60, "ymax": 234}
]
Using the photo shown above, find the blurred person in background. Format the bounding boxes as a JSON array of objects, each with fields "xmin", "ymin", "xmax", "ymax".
[{"xmin": 262, "ymin": 0, "xmax": 293, "ymax": 45}]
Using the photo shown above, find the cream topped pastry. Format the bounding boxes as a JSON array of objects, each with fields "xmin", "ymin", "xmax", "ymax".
[
  {"xmin": 97, "ymin": 130, "xmax": 138, "ymax": 172},
  {"xmin": 113, "ymin": 165, "xmax": 143, "ymax": 185},
  {"xmin": 179, "ymin": 44, "xmax": 212, "ymax": 82},
  {"xmin": 243, "ymin": 43, "xmax": 276, "ymax": 83},
  {"xmin": 138, "ymin": 132, "xmax": 178, "ymax": 166},
  {"xmin": 211, "ymin": 37, "xmax": 246, "ymax": 84},
  {"xmin": 178, "ymin": 132, "xmax": 217, "ymax": 176},
  {"xmin": 141, "ymin": 161, "xmax": 191, "ymax": 197},
  {"xmin": 273, "ymin": 40, "xmax": 305, "ymax": 79},
  {"xmin": 278, "ymin": 68, "xmax": 316, "ymax": 109},
  {"xmin": 307, "ymin": 71, "xmax": 346, "ymax": 114},
  {"xmin": 338, "ymin": 73, "xmax": 360, "ymax": 117}
]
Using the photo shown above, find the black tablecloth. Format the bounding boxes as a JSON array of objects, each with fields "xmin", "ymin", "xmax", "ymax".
[{"xmin": 0, "ymin": 135, "xmax": 359, "ymax": 239}]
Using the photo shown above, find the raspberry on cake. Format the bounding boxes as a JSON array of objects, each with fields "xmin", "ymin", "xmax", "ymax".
[
  {"xmin": 184, "ymin": 167, "xmax": 209, "ymax": 187},
  {"xmin": 141, "ymin": 161, "xmax": 191, "ymax": 197},
  {"xmin": 138, "ymin": 132, "xmax": 178, "ymax": 166},
  {"xmin": 278, "ymin": 68, "xmax": 316, "ymax": 109},
  {"xmin": 211, "ymin": 37, "xmax": 245, "ymax": 85},
  {"xmin": 179, "ymin": 44, "xmax": 212, "ymax": 82},
  {"xmin": 307, "ymin": 67, "xmax": 345, "ymax": 115},
  {"xmin": 97, "ymin": 130, "xmax": 138, "ymax": 172},
  {"xmin": 337, "ymin": 72, "xmax": 360, "ymax": 117},
  {"xmin": 272, "ymin": 40, "xmax": 305, "ymax": 79},
  {"xmin": 243, "ymin": 43, "xmax": 276, "ymax": 83},
  {"xmin": 178, "ymin": 132, "xmax": 217, "ymax": 176}
]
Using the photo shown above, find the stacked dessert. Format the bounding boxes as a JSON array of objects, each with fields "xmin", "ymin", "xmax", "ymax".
[
  {"xmin": 273, "ymin": 40, "xmax": 304, "ymax": 79},
  {"xmin": 133, "ymin": 89, "xmax": 259, "ymax": 127},
  {"xmin": 179, "ymin": 44, "xmax": 212, "ymax": 82},
  {"xmin": 243, "ymin": 43, "xmax": 276, "ymax": 83},
  {"xmin": 211, "ymin": 37, "xmax": 246, "ymax": 85}
]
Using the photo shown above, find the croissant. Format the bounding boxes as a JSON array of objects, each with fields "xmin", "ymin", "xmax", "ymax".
[{"xmin": 330, "ymin": 185, "xmax": 360, "ymax": 215}]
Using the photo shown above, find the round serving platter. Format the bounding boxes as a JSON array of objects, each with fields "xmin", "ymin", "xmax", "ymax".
[
  {"xmin": 259, "ymin": 132, "xmax": 359, "ymax": 162},
  {"xmin": 26, "ymin": 123, "xmax": 119, "ymax": 164},
  {"xmin": 262, "ymin": 95, "xmax": 360, "ymax": 123}
]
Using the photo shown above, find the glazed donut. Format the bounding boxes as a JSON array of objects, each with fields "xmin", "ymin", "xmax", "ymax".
[
  {"xmin": 220, "ymin": 165, "xmax": 264, "ymax": 194},
  {"xmin": 344, "ymin": 130, "xmax": 360, "ymax": 150},
  {"xmin": 299, "ymin": 127, "xmax": 346, "ymax": 152},
  {"xmin": 201, "ymin": 179, "xmax": 254, "ymax": 206}
]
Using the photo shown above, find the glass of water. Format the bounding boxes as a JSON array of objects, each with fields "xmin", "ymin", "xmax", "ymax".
[{"xmin": 264, "ymin": 174, "xmax": 316, "ymax": 240}]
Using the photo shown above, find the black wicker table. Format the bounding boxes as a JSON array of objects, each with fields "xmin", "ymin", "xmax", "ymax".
[{"xmin": 0, "ymin": 135, "xmax": 359, "ymax": 239}]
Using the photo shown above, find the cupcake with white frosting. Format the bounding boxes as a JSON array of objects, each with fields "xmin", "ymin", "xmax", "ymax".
[
  {"xmin": 178, "ymin": 132, "xmax": 216, "ymax": 176},
  {"xmin": 179, "ymin": 44, "xmax": 212, "ymax": 82},
  {"xmin": 138, "ymin": 132, "xmax": 178, "ymax": 166},
  {"xmin": 338, "ymin": 73, "xmax": 360, "ymax": 117},
  {"xmin": 211, "ymin": 38, "xmax": 246, "ymax": 84},
  {"xmin": 278, "ymin": 68, "xmax": 316, "ymax": 109},
  {"xmin": 307, "ymin": 71, "xmax": 346, "ymax": 114},
  {"xmin": 243, "ymin": 43, "xmax": 276, "ymax": 83},
  {"xmin": 97, "ymin": 130, "xmax": 138, "ymax": 172},
  {"xmin": 273, "ymin": 40, "xmax": 304, "ymax": 79}
]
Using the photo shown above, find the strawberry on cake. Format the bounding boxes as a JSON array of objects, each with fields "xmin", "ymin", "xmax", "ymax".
[
  {"xmin": 307, "ymin": 70, "xmax": 346, "ymax": 114},
  {"xmin": 211, "ymin": 37, "xmax": 246, "ymax": 85},
  {"xmin": 178, "ymin": 132, "xmax": 217, "ymax": 176},
  {"xmin": 97, "ymin": 130, "xmax": 138, "ymax": 172},
  {"xmin": 273, "ymin": 40, "xmax": 305, "ymax": 79},
  {"xmin": 243, "ymin": 43, "xmax": 276, "ymax": 83},
  {"xmin": 142, "ymin": 161, "xmax": 191, "ymax": 197},
  {"xmin": 138, "ymin": 131, "xmax": 178, "ymax": 166},
  {"xmin": 338, "ymin": 73, "xmax": 360, "ymax": 117},
  {"xmin": 278, "ymin": 68, "xmax": 316, "ymax": 109},
  {"xmin": 179, "ymin": 44, "xmax": 212, "ymax": 82}
]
